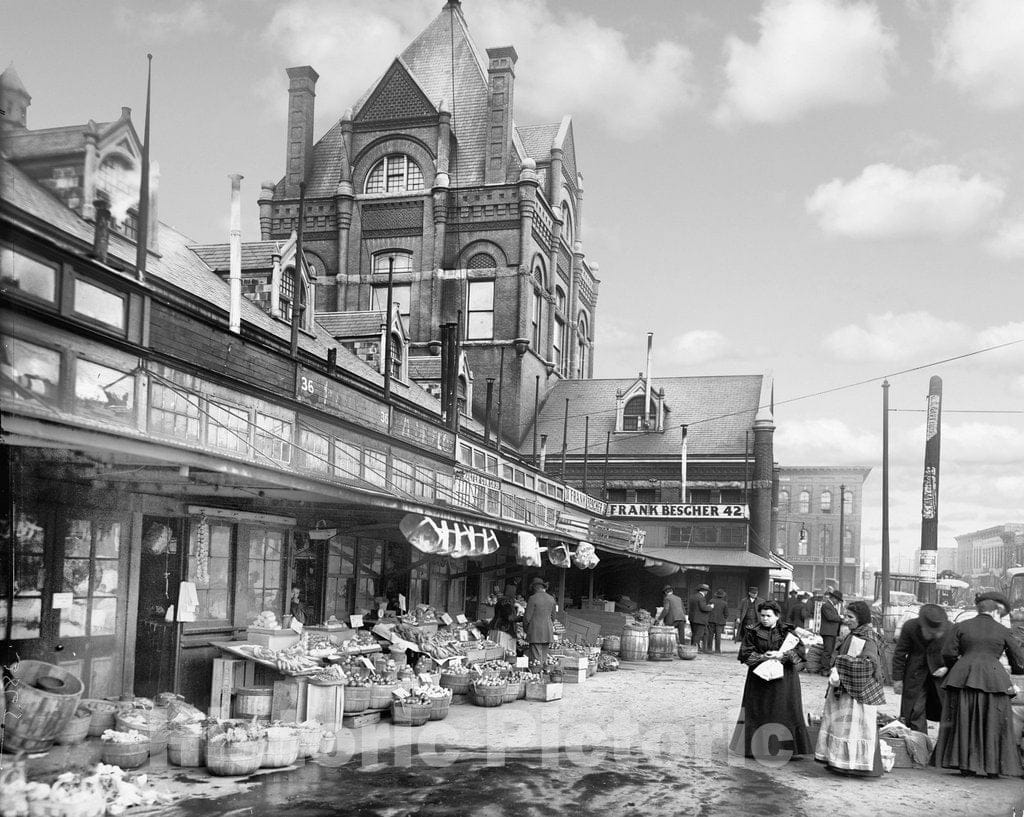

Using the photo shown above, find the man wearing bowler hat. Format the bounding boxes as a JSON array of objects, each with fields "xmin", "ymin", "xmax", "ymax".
[
  {"xmin": 654, "ymin": 586, "xmax": 687, "ymax": 645},
  {"xmin": 892, "ymin": 603, "xmax": 950, "ymax": 733},
  {"xmin": 688, "ymin": 583, "xmax": 712, "ymax": 652},
  {"xmin": 524, "ymin": 577, "xmax": 557, "ymax": 668},
  {"xmin": 818, "ymin": 588, "xmax": 843, "ymax": 674}
]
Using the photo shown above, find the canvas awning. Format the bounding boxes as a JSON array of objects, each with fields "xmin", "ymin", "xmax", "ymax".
[{"xmin": 637, "ymin": 546, "xmax": 776, "ymax": 572}]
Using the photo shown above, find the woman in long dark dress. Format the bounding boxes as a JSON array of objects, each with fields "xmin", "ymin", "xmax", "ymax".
[
  {"xmin": 933, "ymin": 592, "xmax": 1024, "ymax": 778},
  {"xmin": 729, "ymin": 600, "xmax": 812, "ymax": 761}
]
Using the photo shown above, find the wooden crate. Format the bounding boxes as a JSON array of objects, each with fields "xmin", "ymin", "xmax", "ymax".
[
  {"xmin": 557, "ymin": 655, "xmax": 588, "ymax": 671},
  {"xmin": 209, "ymin": 658, "xmax": 256, "ymax": 718},
  {"xmin": 342, "ymin": 710, "xmax": 382, "ymax": 729},
  {"xmin": 247, "ymin": 628, "xmax": 300, "ymax": 651},
  {"xmin": 306, "ymin": 683, "xmax": 345, "ymax": 731},
  {"xmin": 271, "ymin": 677, "xmax": 309, "ymax": 723},
  {"xmin": 525, "ymin": 681, "xmax": 563, "ymax": 702},
  {"xmin": 560, "ymin": 667, "xmax": 588, "ymax": 684}
]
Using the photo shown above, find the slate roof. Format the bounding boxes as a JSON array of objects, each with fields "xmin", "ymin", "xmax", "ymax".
[
  {"xmin": 317, "ymin": 311, "xmax": 387, "ymax": 338},
  {"xmin": 189, "ymin": 241, "xmax": 286, "ymax": 272},
  {"xmin": 1, "ymin": 121, "xmax": 121, "ymax": 160},
  {"xmin": 530, "ymin": 375, "xmax": 766, "ymax": 459},
  {"xmin": 517, "ymin": 123, "xmax": 560, "ymax": 161},
  {"xmin": 275, "ymin": 121, "xmax": 348, "ymax": 200}
]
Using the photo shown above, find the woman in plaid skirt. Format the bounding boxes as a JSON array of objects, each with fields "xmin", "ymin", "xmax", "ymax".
[{"xmin": 815, "ymin": 600, "xmax": 887, "ymax": 776}]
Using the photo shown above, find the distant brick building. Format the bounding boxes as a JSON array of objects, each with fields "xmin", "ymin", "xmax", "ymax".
[
  {"xmin": 954, "ymin": 523, "xmax": 1024, "ymax": 590},
  {"xmin": 775, "ymin": 465, "xmax": 872, "ymax": 596}
]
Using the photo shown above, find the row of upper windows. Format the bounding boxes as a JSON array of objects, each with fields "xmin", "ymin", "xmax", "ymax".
[
  {"xmin": 782, "ymin": 524, "xmax": 856, "ymax": 558},
  {"xmin": 779, "ymin": 488, "xmax": 854, "ymax": 515}
]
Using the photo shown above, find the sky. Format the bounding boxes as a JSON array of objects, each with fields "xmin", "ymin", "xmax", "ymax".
[{"xmin": 3, "ymin": 0, "xmax": 1023, "ymax": 581}]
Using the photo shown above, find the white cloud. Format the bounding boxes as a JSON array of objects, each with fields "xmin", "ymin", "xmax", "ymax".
[
  {"xmin": 935, "ymin": 0, "xmax": 1024, "ymax": 109},
  {"xmin": 715, "ymin": 0, "xmax": 896, "ymax": 126},
  {"xmin": 823, "ymin": 311, "xmax": 971, "ymax": 362},
  {"xmin": 985, "ymin": 213, "xmax": 1024, "ymax": 260},
  {"xmin": 666, "ymin": 330, "xmax": 733, "ymax": 366},
  {"xmin": 775, "ymin": 418, "xmax": 879, "ymax": 463},
  {"xmin": 943, "ymin": 421, "xmax": 1024, "ymax": 465},
  {"xmin": 115, "ymin": 0, "xmax": 224, "ymax": 37},
  {"xmin": 259, "ymin": 0, "xmax": 697, "ymax": 138},
  {"xmin": 806, "ymin": 163, "xmax": 1005, "ymax": 238}
]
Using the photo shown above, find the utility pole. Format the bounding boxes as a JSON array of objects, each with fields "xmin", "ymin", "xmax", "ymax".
[
  {"xmin": 838, "ymin": 483, "xmax": 846, "ymax": 596},
  {"xmin": 881, "ymin": 380, "xmax": 890, "ymax": 609}
]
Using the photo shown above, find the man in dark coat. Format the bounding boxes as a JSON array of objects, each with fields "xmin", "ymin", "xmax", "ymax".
[
  {"xmin": 688, "ymin": 584, "xmax": 712, "ymax": 652},
  {"xmin": 892, "ymin": 603, "xmax": 949, "ymax": 733},
  {"xmin": 786, "ymin": 592, "xmax": 809, "ymax": 629},
  {"xmin": 736, "ymin": 586, "xmax": 764, "ymax": 636},
  {"xmin": 524, "ymin": 577, "xmax": 557, "ymax": 668},
  {"xmin": 783, "ymin": 589, "xmax": 799, "ymax": 621},
  {"xmin": 818, "ymin": 588, "xmax": 843, "ymax": 675},
  {"xmin": 706, "ymin": 589, "xmax": 729, "ymax": 654},
  {"xmin": 654, "ymin": 586, "xmax": 687, "ymax": 645}
]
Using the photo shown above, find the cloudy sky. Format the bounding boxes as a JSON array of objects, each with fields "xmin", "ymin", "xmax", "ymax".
[{"xmin": 4, "ymin": 0, "xmax": 1023, "ymax": 579}]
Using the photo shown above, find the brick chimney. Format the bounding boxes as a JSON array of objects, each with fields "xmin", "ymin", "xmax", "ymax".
[
  {"xmin": 484, "ymin": 47, "xmax": 517, "ymax": 185},
  {"xmin": 284, "ymin": 66, "xmax": 319, "ymax": 197}
]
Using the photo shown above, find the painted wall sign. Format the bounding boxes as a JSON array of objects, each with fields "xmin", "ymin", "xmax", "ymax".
[
  {"xmin": 295, "ymin": 365, "xmax": 388, "ymax": 429},
  {"xmin": 606, "ymin": 504, "xmax": 749, "ymax": 519},
  {"xmin": 390, "ymin": 408, "xmax": 456, "ymax": 456},
  {"xmin": 562, "ymin": 485, "xmax": 606, "ymax": 516}
]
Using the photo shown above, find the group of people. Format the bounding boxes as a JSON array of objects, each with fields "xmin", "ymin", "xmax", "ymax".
[
  {"xmin": 729, "ymin": 589, "xmax": 1024, "ymax": 780},
  {"xmin": 654, "ymin": 584, "xmax": 730, "ymax": 653},
  {"xmin": 484, "ymin": 577, "xmax": 560, "ymax": 669}
]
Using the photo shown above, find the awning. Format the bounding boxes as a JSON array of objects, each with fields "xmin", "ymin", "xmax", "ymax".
[
  {"xmin": 769, "ymin": 551, "xmax": 793, "ymax": 581},
  {"xmin": 630, "ymin": 546, "xmax": 776, "ymax": 572}
]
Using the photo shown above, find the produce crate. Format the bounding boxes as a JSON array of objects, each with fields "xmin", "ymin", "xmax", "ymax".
[
  {"xmin": 342, "ymin": 711, "xmax": 382, "ymax": 729},
  {"xmin": 560, "ymin": 667, "xmax": 588, "ymax": 685},
  {"xmin": 525, "ymin": 681, "xmax": 563, "ymax": 702},
  {"xmin": 210, "ymin": 658, "xmax": 257, "ymax": 719},
  {"xmin": 881, "ymin": 734, "xmax": 923, "ymax": 768},
  {"xmin": 306, "ymin": 683, "xmax": 345, "ymax": 730},
  {"xmin": 247, "ymin": 628, "xmax": 300, "ymax": 651},
  {"xmin": 271, "ymin": 677, "xmax": 309, "ymax": 723},
  {"xmin": 557, "ymin": 655, "xmax": 588, "ymax": 671}
]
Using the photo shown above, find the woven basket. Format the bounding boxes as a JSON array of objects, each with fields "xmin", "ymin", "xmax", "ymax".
[
  {"xmin": 501, "ymin": 681, "xmax": 521, "ymax": 704},
  {"xmin": 296, "ymin": 725, "xmax": 323, "ymax": 758},
  {"xmin": 206, "ymin": 740, "xmax": 263, "ymax": 776},
  {"xmin": 342, "ymin": 685, "xmax": 371, "ymax": 714},
  {"xmin": 427, "ymin": 694, "xmax": 452, "ymax": 721},
  {"xmin": 439, "ymin": 673, "xmax": 471, "ymax": 695},
  {"xmin": 391, "ymin": 700, "xmax": 431, "ymax": 726},
  {"xmin": 116, "ymin": 707, "xmax": 169, "ymax": 754},
  {"xmin": 56, "ymin": 709, "xmax": 92, "ymax": 745},
  {"xmin": 471, "ymin": 685, "xmax": 505, "ymax": 708},
  {"xmin": 261, "ymin": 733, "xmax": 299, "ymax": 768},
  {"xmin": 167, "ymin": 729, "xmax": 205, "ymax": 767},
  {"xmin": 881, "ymin": 734, "xmax": 922, "ymax": 768},
  {"xmin": 101, "ymin": 739, "xmax": 150, "ymax": 770},
  {"xmin": 80, "ymin": 698, "xmax": 131, "ymax": 737},
  {"xmin": 677, "ymin": 645, "xmax": 699, "ymax": 660},
  {"xmin": 368, "ymin": 683, "xmax": 396, "ymax": 710}
]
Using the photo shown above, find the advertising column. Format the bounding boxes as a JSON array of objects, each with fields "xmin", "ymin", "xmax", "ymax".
[{"xmin": 919, "ymin": 376, "xmax": 942, "ymax": 603}]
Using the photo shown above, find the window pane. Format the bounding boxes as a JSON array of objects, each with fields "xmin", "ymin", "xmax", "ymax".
[
  {"xmin": 1, "ymin": 336, "xmax": 61, "ymax": 405},
  {"xmin": 255, "ymin": 413, "xmax": 292, "ymax": 464},
  {"xmin": 149, "ymin": 382, "xmax": 201, "ymax": 441},
  {"xmin": 90, "ymin": 597, "xmax": 117, "ymax": 636},
  {"xmin": 64, "ymin": 558, "xmax": 91, "ymax": 595},
  {"xmin": 93, "ymin": 560, "xmax": 119, "ymax": 596},
  {"xmin": 75, "ymin": 359, "xmax": 134, "ymax": 422},
  {"xmin": 74, "ymin": 279, "xmax": 125, "ymax": 331},
  {"xmin": 65, "ymin": 519, "xmax": 91, "ymax": 557},
  {"xmin": 467, "ymin": 313, "xmax": 492, "ymax": 339},
  {"xmin": 468, "ymin": 281, "xmax": 494, "ymax": 310},
  {"xmin": 95, "ymin": 522, "xmax": 120, "ymax": 558},
  {"xmin": 297, "ymin": 428, "xmax": 330, "ymax": 473},
  {"xmin": 207, "ymin": 400, "xmax": 250, "ymax": 454},
  {"xmin": 372, "ymin": 284, "xmax": 411, "ymax": 318},
  {"xmin": 60, "ymin": 599, "xmax": 87, "ymax": 638},
  {"xmin": 334, "ymin": 439, "xmax": 361, "ymax": 480},
  {"xmin": 0, "ymin": 243, "xmax": 57, "ymax": 302},
  {"xmin": 364, "ymin": 450, "xmax": 387, "ymax": 487}
]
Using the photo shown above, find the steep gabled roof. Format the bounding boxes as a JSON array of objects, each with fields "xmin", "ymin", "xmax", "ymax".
[
  {"xmin": 1, "ymin": 120, "xmax": 124, "ymax": 160},
  {"xmin": 317, "ymin": 311, "xmax": 388, "ymax": 339},
  {"xmin": 517, "ymin": 123, "xmax": 560, "ymax": 162},
  {"xmin": 189, "ymin": 241, "xmax": 286, "ymax": 273},
  {"xmin": 408, "ymin": 356, "xmax": 442, "ymax": 381},
  {"xmin": 529, "ymin": 375, "xmax": 766, "ymax": 459}
]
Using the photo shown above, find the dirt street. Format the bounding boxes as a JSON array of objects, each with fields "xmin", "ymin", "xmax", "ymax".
[{"xmin": 11, "ymin": 646, "xmax": 1024, "ymax": 816}]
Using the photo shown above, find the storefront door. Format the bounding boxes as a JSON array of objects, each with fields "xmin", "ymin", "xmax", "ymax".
[{"xmin": 133, "ymin": 516, "xmax": 183, "ymax": 699}]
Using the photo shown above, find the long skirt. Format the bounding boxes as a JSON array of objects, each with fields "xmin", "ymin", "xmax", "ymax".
[
  {"xmin": 729, "ymin": 666, "xmax": 812, "ymax": 760},
  {"xmin": 933, "ymin": 687, "xmax": 1023, "ymax": 777},
  {"xmin": 814, "ymin": 691, "xmax": 883, "ymax": 776}
]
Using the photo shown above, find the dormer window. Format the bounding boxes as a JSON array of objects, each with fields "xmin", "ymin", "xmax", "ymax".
[
  {"xmin": 364, "ymin": 154, "xmax": 424, "ymax": 194},
  {"xmin": 387, "ymin": 331, "xmax": 402, "ymax": 380},
  {"xmin": 616, "ymin": 378, "xmax": 666, "ymax": 432},
  {"xmin": 622, "ymin": 395, "xmax": 654, "ymax": 431}
]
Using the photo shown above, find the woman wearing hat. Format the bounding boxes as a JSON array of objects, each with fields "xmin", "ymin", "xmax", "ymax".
[
  {"xmin": 814, "ymin": 600, "xmax": 886, "ymax": 776},
  {"xmin": 933, "ymin": 591, "xmax": 1024, "ymax": 778},
  {"xmin": 729, "ymin": 599, "xmax": 811, "ymax": 760}
]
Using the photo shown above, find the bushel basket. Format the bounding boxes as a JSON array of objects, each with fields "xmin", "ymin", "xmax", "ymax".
[
  {"xmin": 439, "ymin": 673, "xmax": 471, "ymax": 695},
  {"xmin": 206, "ymin": 739, "xmax": 263, "ymax": 776},
  {"xmin": 470, "ymin": 683, "xmax": 505, "ymax": 708},
  {"xmin": 391, "ymin": 700, "xmax": 431, "ymax": 726},
  {"xmin": 102, "ymin": 738, "xmax": 150, "ymax": 770}
]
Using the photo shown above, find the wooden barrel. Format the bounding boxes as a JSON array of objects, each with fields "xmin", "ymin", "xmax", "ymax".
[
  {"xmin": 233, "ymin": 687, "xmax": 273, "ymax": 721},
  {"xmin": 602, "ymin": 635, "xmax": 621, "ymax": 655},
  {"xmin": 2, "ymin": 660, "xmax": 83, "ymax": 753},
  {"xmin": 619, "ymin": 625, "xmax": 649, "ymax": 662},
  {"xmin": 647, "ymin": 626, "xmax": 677, "ymax": 661}
]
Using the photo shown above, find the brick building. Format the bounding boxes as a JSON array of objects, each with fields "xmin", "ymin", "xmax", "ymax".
[
  {"xmin": 954, "ymin": 523, "xmax": 1024, "ymax": 591},
  {"xmin": 775, "ymin": 465, "xmax": 872, "ymax": 596}
]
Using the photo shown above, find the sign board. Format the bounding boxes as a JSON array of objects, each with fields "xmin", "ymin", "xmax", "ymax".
[
  {"xmin": 290, "ymin": 618, "xmax": 304, "ymax": 634},
  {"xmin": 398, "ymin": 594, "xmax": 407, "ymax": 613},
  {"xmin": 418, "ymin": 673, "xmax": 435, "ymax": 685},
  {"xmin": 360, "ymin": 656, "xmax": 376, "ymax": 670},
  {"xmin": 439, "ymin": 613, "xmax": 454, "ymax": 626},
  {"xmin": 295, "ymin": 365, "xmax": 388, "ymax": 430},
  {"xmin": 52, "ymin": 592, "xmax": 73, "ymax": 609},
  {"xmin": 349, "ymin": 614, "xmax": 364, "ymax": 628},
  {"xmin": 455, "ymin": 614, "xmax": 468, "ymax": 625},
  {"xmin": 606, "ymin": 504, "xmax": 749, "ymax": 519},
  {"xmin": 390, "ymin": 408, "xmax": 456, "ymax": 457},
  {"xmin": 562, "ymin": 485, "xmax": 607, "ymax": 516}
]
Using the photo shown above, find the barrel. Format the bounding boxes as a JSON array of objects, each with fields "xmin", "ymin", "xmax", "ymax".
[
  {"xmin": 233, "ymin": 687, "xmax": 273, "ymax": 721},
  {"xmin": 619, "ymin": 625, "xmax": 650, "ymax": 662},
  {"xmin": 602, "ymin": 635, "xmax": 621, "ymax": 656},
  {"xmin": 647, "ymin": 625, "xmax": 678, "ymax": 661},
  {"xmin": 2, "ymin": 660, "xmax": 83, "ymax": 753}
]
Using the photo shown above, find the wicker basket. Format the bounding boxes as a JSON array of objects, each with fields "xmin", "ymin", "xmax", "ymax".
[
  {"xmin": 261, "ymin": 732, "xmax": 300, "ymax": 768},
  {"xmin": 56, "ymin": 709, "xmax": 92, "ymax": 745},
  {"xmin": 439, "ymin": 673, "xmax": 471, "ymax": 695},
  {"xmin": 101, "ymin": 738, "xmax": 150, "ymax": 770},
  {"xmin": 342, "ymin": 685, "xmax": 370, "ymax": 713},
  {"xmin": 116, "ymin": 707, "xmax": 169, "ymax": 754},
  {"xmin": 501, "ymin": 681, "xmax": 521, "ymax": 704},
  {"xmin": 427, "ymin": 695, "xmax": 451, "ymax": 721},
  {"xmin": 677, "ymin": 645, "xmax": 699, "ymax": 660},
  {"xmin": 368, "ymin": 683, "xmax": 396, "ymax": 710},
  {"xmin": 471, "ymin": 684, "xmax": 505, "ymax": 708},
  {"xmin": 296, "ymin": 724, "xmax": 324, "ymax": 758},
  {"xmin": 391, "ymin": 700, "xmax": 431, "ymax": 726},
  {"xmin": 80, "ymin": 698, "xmax": 130, "ymax": 737},
  {"xmin": 206, "ymin": 739, "xmax": 263, "ymax": 776},
  {"xmin": 167, "ymin": 728, "xmax": 205, "ymax": 767}
]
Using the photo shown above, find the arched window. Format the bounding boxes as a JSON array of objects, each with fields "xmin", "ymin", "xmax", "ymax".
[
  {"xmin": 387, "ymin": 333, "xmax": 402, "ymax": 380},
  {"xmin": 466, "ymin": 279, "xmax": 494, "ymax": 340},
  {"xmin": 561, "ymin": 201, "xmax": 574, "ymax": 247},
  {"xmin": 821, "ymin": 526, "xmax": 833, "ymax": 559},
  {"xmin": 843, "ymin": 490, "xmax": 854, "ymax": 516},
  {"xmin": 553, "ymin": 285, "xmax": 567, "ymax": 374},
  {"xmin": 798, "ymin": 490, "xmax": 810, "ymax": 514},
  {"xmin": 456, "ymin": 375, "xmax": 468, "ymax": 416},
  {"xmin": 622, "ymin": 395, "xmax": 653, "ymax": 432},
  {"xmin": 364, "ymin": 154, "xmax": 424, "ymax": 194},
  {"xmin": 576, "ymin": 313, "xmax": 589, "ymax": 379},
  {"xmin": 467, "ymin": 253, "xmax": 496, "ymax": 269},
  {"xmin": 820, "ymin": 490, "xmax": 832, "ymax": 512},
  {"xmin": 798, "ymin": 529, "xmax": 808, "ymax": 556},
  {"xmin": 843, "ymin": 526, "xmax": 853, "ymax": 547},
  {"xmin": 531, "ymin": 267, "xmax": 544, "ymax": 352},
  {"xmin": 280, "ymin": 265, "xmax": 307, "ymax": 324},
  {"xmin": 778, "ymin": 489, "xmax": 790, "ymax": 512},
  {"xmin": 372, "ymin": 252, "xmax": 413, "ymax": 275}
]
